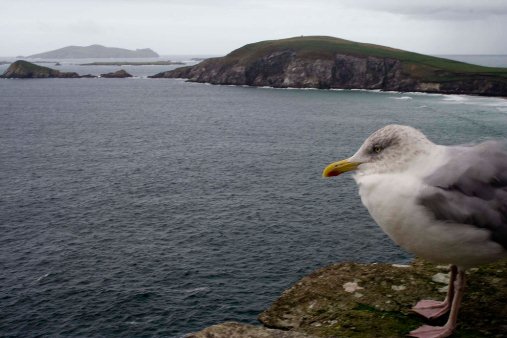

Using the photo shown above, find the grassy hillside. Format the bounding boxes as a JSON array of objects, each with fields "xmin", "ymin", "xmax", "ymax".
[{"xmin": 225, "ymin": 36, "xmax": 507, "ymax": 79}]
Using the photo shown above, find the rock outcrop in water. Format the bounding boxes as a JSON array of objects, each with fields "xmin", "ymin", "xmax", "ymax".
[
  {"xmin": 187, "ymin": 259, "xmax": 507, "ymax": 337},
  {"xmin": 1, "ymin": 60, "xmax": 81, "ymax": 78},
  {"xmin": 0, "ymin": 61, "xmax": 135, "ymax": 79},
  {"xmin": 99, "ymin": 69, "xmax": 133, "ymax": 78},
  {"xmin": 151, "ymin": 36, "xmax": 507, "ymax": 97}
]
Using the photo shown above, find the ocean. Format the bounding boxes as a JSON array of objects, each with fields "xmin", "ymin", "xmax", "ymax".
[{"xmin": 1, "ymin": 56, "xmax": 507, "ymax": 337}]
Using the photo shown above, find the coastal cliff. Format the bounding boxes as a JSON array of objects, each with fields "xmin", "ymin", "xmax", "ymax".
[
  {"xmin": 151, "ymin": 36, "xmax": 507, "ymax": 96},
  {"xmin": 187, "ymin": 259, "xmax": 507, "ymax": 337}
]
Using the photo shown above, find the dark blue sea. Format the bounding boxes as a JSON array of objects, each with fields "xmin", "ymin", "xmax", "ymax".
[{"xmin": 1, "ymin": 57, "xmax": 507, "ymax": 337}]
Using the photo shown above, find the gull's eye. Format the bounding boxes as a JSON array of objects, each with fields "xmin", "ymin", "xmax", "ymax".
[{"xmin": 373, "ymin": 145, "xmax": 382, "ymax": 154}]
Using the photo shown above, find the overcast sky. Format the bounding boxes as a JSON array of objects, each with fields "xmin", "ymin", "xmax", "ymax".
[{"xmin": 2, "ymin": 0, "xmax": 507, "ymax": 56}]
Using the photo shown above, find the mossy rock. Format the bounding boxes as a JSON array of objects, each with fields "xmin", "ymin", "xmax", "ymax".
[
  {"xmin": 259, "ymin": 259, "xmax": 507, "ymax": 338},
  {"xmin": 186, "ymin": 322, "xmax": 320, "ymax": 338}
]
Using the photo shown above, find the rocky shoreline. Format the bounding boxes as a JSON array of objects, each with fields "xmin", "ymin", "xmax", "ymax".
[
  {"xmin": 150, "ymin": 36, "xmax": 507, "ymax": 97},
  {"xmin": 187, "ymin": 259, "xmax": 507, "ymax": 338},
  {"xmin": 152, "ymin": 55, "xmax": 507, "ymax": 97},
  {"xmin": 3, "ymin": 53, "xmax": 507, "ymax": 98}
]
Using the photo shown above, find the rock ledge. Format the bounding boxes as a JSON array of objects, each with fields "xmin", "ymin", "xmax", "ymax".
[{"xmin": 188, "ymin": 259, "xmax": 507, "ymax": 338}]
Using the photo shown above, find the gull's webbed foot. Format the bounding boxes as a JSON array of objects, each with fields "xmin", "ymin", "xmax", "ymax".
[
  {"xmin": 411, "ymin": 299, "xmax": 450, "ymax": 319},
  {"xmin": 408, "ymin": 324, "xmax": 455, "ymax": 338}
]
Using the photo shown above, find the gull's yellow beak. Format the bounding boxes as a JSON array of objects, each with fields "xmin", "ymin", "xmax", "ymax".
[{"xmin": 322, "ymin": 159, "xmax": 360, "ymax": 177}]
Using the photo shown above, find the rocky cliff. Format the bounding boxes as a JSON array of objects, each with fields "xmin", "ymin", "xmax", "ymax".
[
  {"xmin": 151, "ymin": 36, "xmax": 507, "ymax": 96},
  {"xmin": 187, "ymin": 259, "xmax": 507, "ymax": 337},
  {"xmin": 0, "ymin": 60, "xmax": 81, "ymax": 78}
]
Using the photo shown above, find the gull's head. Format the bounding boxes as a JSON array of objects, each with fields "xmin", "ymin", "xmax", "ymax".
[{"xmin": 323, "ymin": 124, "xmax": 434, "ymax": 177}]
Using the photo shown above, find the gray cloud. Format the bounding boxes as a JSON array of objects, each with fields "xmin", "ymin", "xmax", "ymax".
[
  {"xmin": 0, "ymin": 0, "xmax": 506, "ymax": 56},
  {"xmin": 340, "ymin": 0, "xmax": 507, "ymax": 20}
]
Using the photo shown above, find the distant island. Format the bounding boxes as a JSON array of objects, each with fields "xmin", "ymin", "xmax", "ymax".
[
  {"xmin": 80, "ymin": 61, "xmax": 184, "ymax": 66},
  {"xmin": 0, "ymin": 60, "xmax": 130, "ymax": 79},
  {"xmin": 28, "ymin": 45, "xmax": 159, "ymax": 59},
  {"xmin": 151, "ymin": 36, "xmax": 507, "ymax": 96}
]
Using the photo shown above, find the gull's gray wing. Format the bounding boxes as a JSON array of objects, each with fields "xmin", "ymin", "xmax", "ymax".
[{"xmin": 419, "ymin": 141, "xmax": 507, "ymax": 249}]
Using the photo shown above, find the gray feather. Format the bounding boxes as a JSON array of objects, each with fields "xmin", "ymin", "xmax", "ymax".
[{"xmin": 419, "ymin": 141, "xmax": 507, "ymax": 249}]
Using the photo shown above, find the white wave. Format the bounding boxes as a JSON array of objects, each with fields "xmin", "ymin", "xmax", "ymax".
[
  {"xmin": 442, "ymin": 94, "xmax": 469, "ymax": 102},
  {"xmin": 405, "ymin": 91, "xmax": 445, "ymax": 97},
  {"xmin": 36, "ymin": 273, "xmax": 50, "ymax": 282},
  {"xmin": 350, "ymin": 88, "xmax": 382, "ymax": 92},
  {"xmin": 390, "ymin": 96, "xmax": 413, "ymax": 100},
  {"xmin": 440, "ymin": 94, "xmax": 507, "ymax": 113},
  {"xmin": 183, "ymin": 286, "xmax": 210, "ymax": 293}
]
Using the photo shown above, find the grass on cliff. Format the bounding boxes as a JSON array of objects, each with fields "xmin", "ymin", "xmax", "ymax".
[
  {"xmin": 225, "ymin": 36, "xmax": 507, "ymax": 79},
  {"xmin": 14, "ymin": 60, "xmax": 54, "ymax": 72}
]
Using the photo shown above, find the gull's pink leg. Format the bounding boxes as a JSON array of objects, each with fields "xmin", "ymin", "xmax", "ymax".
[
  {"xmin": 408, "ymin": 268, "xmax": 466, "ymax": 338},
  {"xmin": 412, "ymin": 265, "xmax": 457, "ymax": 319}
]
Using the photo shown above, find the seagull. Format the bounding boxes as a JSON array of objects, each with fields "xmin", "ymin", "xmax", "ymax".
[{"xmin": 322, "ymin": 125, "xmax": 507, "ymax": 338}]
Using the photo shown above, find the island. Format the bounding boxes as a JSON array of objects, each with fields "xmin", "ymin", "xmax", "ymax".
[
  {"xmin": 79, "ymin": 61, "xmax": 184, "ymax": 66},
  {"xmin": 0, "ymin": 60, "xmax": 84, "ymax": 78},
  {"xmin": 28, "ymin": 44, "xmax": 159, "ymax": 59},
  {"xmin": 0, "ymin": 60, "xmax": 140, "ymax": 79},
  {"xmin": 99, "ymin": 69, "xmax": 132, "ymax": 78},
  {"xmin": 150, "ymin": 36, "xmax": 507, "ymax": 97}
]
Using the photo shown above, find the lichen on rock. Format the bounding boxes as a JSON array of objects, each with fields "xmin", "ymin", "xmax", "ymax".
[
  {"xmin": 185, "ymin": 259, "xmax": 507, "ymax": 337},
  {"xmin": 258, "ymin": 259, "xmax": 507, "ymax": 337},
  {"xmin": 186, "ymin": 322, "xmax": 320, "ymax": 338}
]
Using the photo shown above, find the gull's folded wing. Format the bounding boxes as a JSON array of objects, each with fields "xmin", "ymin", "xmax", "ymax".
[{"xmin": 419, "ymin": 141, "xmax": 507, "ymax": 249}]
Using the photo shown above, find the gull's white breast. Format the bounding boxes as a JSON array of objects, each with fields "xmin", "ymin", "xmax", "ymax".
[{"xmin": 355, "ymin": 172, "xmax": 506, "ymax": 268}]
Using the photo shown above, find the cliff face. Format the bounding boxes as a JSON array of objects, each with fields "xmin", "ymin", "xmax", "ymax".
[
  {"xmin": 1, "ymin": 60, "xmax": 81, "ymax": 78},
  {"xmin": 151, "ymin": 36, "xmax": 507, "ymax": 96},
  {"xmin": 150, "ymin": 53, "xmax": 410, "ymax": 89}
]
